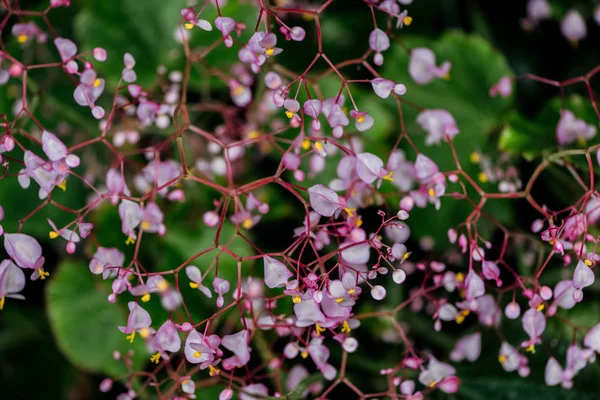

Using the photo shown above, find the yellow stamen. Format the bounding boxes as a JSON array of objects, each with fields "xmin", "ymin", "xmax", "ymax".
[
  {"xmin": 478, "ymin": 172, "xmax": 488, "ymax": 183},
  {"xmin": 455, "ymin": 273, "xmax": 465, "ymax": 283},
  {"xmin": 39, "ymin": 269, "xmax": 50, "ymax": 280},
  {"xmin": 248, "ymin": 130, "xmax": 260, "ymax": 139},
  {"xmin": 193, "ymin": 351, "xmax": 202, "ymax": 358},
  {"xmin": 139, "ymin": 327, "xmax": 151, "ymax": 339},
  {"xmin": 442, "ymin": 73, "xmax": 451, "ymax": 80},
  {"xmin": 344, "ymin": 207, "xmax": 356, "ymax": 217},
  {"xmin": 525, "ymin": 344, "xmax": 535, "ymax": 354},
  {"xmin": 383, "ymin": 171, "xmax": 394, "ymax": 182},
  {"xmin": 58, "ymin": 179, "xmax": 67, "ymax": 191},
  {"xmin": 347, "ymin": 288, "xmax": 356, "ymax": 295},
  {"xmin": 141, "ymin": 221, "xmax": 151, "ymax": 230},
  {"xmin": 403, "ymin": 251, "xmax": 411, "ymax": 260},
  {"xmin": 150, "ymin": 352, "xmax": 161, "ymax": 364},
  {"xmin": 335, "ymin": 297, "xmax": 344, "ymax": 303},
  {"xmin": 341, "ymin": 320, "xmax": 351, "ymax": 333},
  {"xmin": 584, "ymin": 259, "xmax": 593, "ymax": 267},
  {"xmin": 300, "ymin": 351, "xmax": 308, "ymax": 358},
  {"xmin": 428, "ymin": 382, "xmax": 436, "ymax": 388},
  {"xmin": 190, "ymin": 282, "xmax": 199, "ymax": 289},
  {"xmin": 549, "ymin": 239, "xmax": 555, "ymax": 246},
  {"xmin": 184, "ymin": 22, "xmax": 195, "ymax": 30},
  {"xmin": 141, "ymin": 293, "xmax": 151, "ymax": 303},
  {"xmin": 17, "ymin": 34, "xmax": 28, "ymax": 44},
  {"xmin": 459, "ymin": 289, "xmax": 466, "ymax": 299},
  {"xmin": 125, "ymin": 236, "xmax": 136, "ymax": 245},
  {"xmin": 469, "ymin": 152, "xmax": 480, "ymax": 163},
  {"xmin": 428, "ymin": 188, "xmax": 435, "ymax": 197},
  {"xmin": 126, "ymin": 332, "xmax": 136, "ymax": 343},
  {"xmin": 455, "ymin": 309, "xmax": 470, "ymax": 324},
  {"xmin": 356, "ymin": 115, "xmax": 365, "ymax": 123},
  {"xmin": 356, "ymin": 218, "xmax": 363, "ymax": 228},
  {"xmin": 265, "ymin": 48, "xmax": 275, "ymax": 56},
  {"xmin": 315, "ymin": 324, "xmax": 326, "ymax": 336},
  {"xmin": 292, "ymin": 295, "xmax": 301, "ymax": 304},
  {"xmin": 314, "ymin": 142, "xmax": 323, "ymax": 152},
  {"xmin": 285, "ymin": 110, "xmax": 295, "ymax": 119},
  {"xmin": 157, "ymin": 279, "xmax": 169, "ymax": 292},
  {"xmin": 403, "ymin": 16, "xmax": 413, "ymax": 26},
  {"xmin": 536, "ymin": 304, "xmax": 544, "ymax": 312},
  {"xmin": 93, "ymin": 79, "xmax": 101, "ymax": 88},
  {"xmin": 242, "ymin": 218, "xmax": 253, "ymax": 229},
  {"xmin": 208, "ymin": 364, "xmax": 220, "ymax": 376},
  {"xmin": 0, "ymin": 296, "xmax": 4, "ymax": 310},
  {"xmin": 498, "ymin": 355, "xmax": 507, "ymax": 364},
  {"xmin": 301, "ymin": 139, "xmax": 311, "ymax": 150},
  {"xmin": 233, "ymin": 85, "xmax": 244, "ymax": 96},
  {"xmin": 49, "ymin": 231, "xmax": 59, "ymax": 239}
]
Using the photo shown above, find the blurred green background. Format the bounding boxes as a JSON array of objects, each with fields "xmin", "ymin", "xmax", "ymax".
[{"xmin": 2, "ymin": 0, "xmax": 600, "ymax": 398}]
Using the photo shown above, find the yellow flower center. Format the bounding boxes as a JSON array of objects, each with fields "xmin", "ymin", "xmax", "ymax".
[
  {"xmin": 383, "ymin": 171, "xmax": 394, "ymax": 182},
  {"xmin": 356, "ymin": 218, "xmax": 363, "ymax": 228},
  {"xmin": 455, "ymin": 272, "xmax": 465, "ymax": 283},
  {"xmin": 335, "ymin": 297, "xmax": 344, "ymax": 303},
  {"xmin": 208, "ymin": 365, "xmax": 221, "ymax": 376},
  {"xmin": 150, "ymin": 352, "xmax": 161, "ymax": 364},
  {"xmin": 301, "ymin": 139, "xmax": 311, "ymax": 150},
  {"xmin": 344, "ymin": 207, "xmax": 356, "ymax": 217},
  {"xmin": 341, "ymin": 320, "xmax": 351, "ymax": 333},
  {"xmin": 125, "ymin": 236, "xmax": 136, "ymax": 245},
  {"xmin": 139, "ymin": 327, "xmax": 151, "ymax": 339},
  {"xmin": 536, "ymin": 304, "xmax": 545, "ymax": 312},
  {"xmin": 347, "ymin": 288, "xmax": 356, "ymax": 295},
  {"xmin": 301, "ymin": 351, "xmax": 309, "ymax": 358},
  {"xmin": 403, "ymin": 16, "xmax": 413, "ymax": 26},
  {"xmin": 141, "ymin": 293, "xmax": 151, "ymax": 303},
  {"xmin": 58, "ymin": 179, "xmax": 67, "ymax": 191},
  {"xmin": 498, "ymin": 355, "xmax": 507, "ymax": 364},
  {"xmin": 455, "ymin": 309, "xmax": 470, "ymax": 324},
  {"xmin": 265, "ymin": 48, "xmax": 275, "ymax": 56},
  {"xmin": 233, "ymin": 85, "xmax": 244, "ymax": 96},
  {"xmin": 292, "ymin": 295, "xmax": 301, "ymax": 304},
  {"xmin": 403, "ymin": 252, "xmax": 411, "ymax": 260},
  {"xmin": 584, "ymin": 259, "xmax": 593, "ymax": 266},
  {"xmin": 190, "ymin": 282, "xmax": 199, "ymax": 289},
  {"xmin": 285, "ymin": 111, "xmax": 295, "ymax": 119},
  {"xmin": 184, "ymin": 22, "xmax": 195, "ymax": 30},
  {"xmin": 17, "ymin": 34, "xmax": 28, "ymax": 43},
  {"xmin": 315, "ymin": 324, "xmax": 326, "ymax": 336},
  {"xmin": 193, "ymin": 351, "xmax": 202, "ymax": 358},
  {"xmin": 39, "ymin": 269, "xmax": 50, "ymax": 280},
  {"xmin": 242, "ymin": 218, "xmax": 253, "ymax": 229},
  {"xmin": 478, "ymin": 172, "xmax": 488, "ymax": 183},
  {"xmin": 126, "ymin": 332, "xmax": 136, "ymax": 343},
  {"xmin": 314, "ymin": 142, "xmax": 323, "ymax": 151},
  {"xmin": 49, "ymin": 231, "xmax": 59, "ymax": 239},
  {"xmin": 141, "ymin": 221, "xmax": 151, "ymax": 230},
  {"xmin": 525, "ymin": 344, "xmax": 536, "ymax": 354},
  {"xmin": 428, "ymin": 188, "xmax": 435, "ymax": 197},
  {"xmin": 157, "ymin": 279, "xmax": 169, "ymax": 292},
  {"xmin": 0, "ymin": 296, "xmax": 5, "ymax": 310},
  {"xmin": 356, "ymin": 115, "xmax": 365, "ymax": 123},
  {"xmin": 248, "ymin": 130, "xmax": 260, "ymax": 139},
  {"xmin": 93, "ymin": 79, "xmax": 102, "ymax": 88},
  {"xmin": 470, "ymin": 152, "xmax": 480, "ymax": 163}
]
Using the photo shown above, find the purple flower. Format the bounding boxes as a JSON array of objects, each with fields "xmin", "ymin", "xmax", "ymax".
[
  {"xmin": 584, "ymin": 322, "xmax": 600, "ymax": 353},
  {"xmin": 118, "ymin": 200, "xmax": 142, "ymax": 240},
  {"xmin": 308, "ymin": 338, "xmax": 337, "ymax": 380},
  {"xmin": 215, "ymin": 17, "xmax": 236, "ymax": 47},
  {"xmin": 489, "ymin": 76, "xmax": 512, "ymax": 98},
  {"xmin": 73, "ymin": 69, "xmax": 105, "ymax": 118},
  {"xmin": 308, "ymin": 184, "xmax": 348, "ymax": 218},
  {"xmin": 118, "ymin": 302, "xmax": 152, "ymax": 342},
  {"xmin": 149, "ymin": 320, "xmax": 181, "ymax": 362},
  {"xmin": 572, "ymin": 260, "xmax": 595, "ymax": 302},
  {"xmin": 409, "ymin": 48, "xmax": 451, "ymax": 84},
  {"xmin": 369, "ymin": 29, "xmax": 390, "ymax": 66},
  {"xmin": 222, "ymin": 330, "xmax": 251, "ymax": 370},
  {"xmin": 185, "ymin": 265, "xmax": 212, "ymax": 298},
  {"xmin": 561, "ymin": 10, "xmax": 586, "ymax": 43},
  {"xmin": 3, "ymin": 233, "xmax": 45, "ymax": 270},
  {"xmin": 89, "ymin": 247, "xmax": 125, "ymax": 279},
  {"xmin": 556, "ymin": 110, "xmax": 596, "ymax": 145},
  {"xmin": 263, "ymin": 255, "xmax": 293, "ymax": 289},
  {"xmin": 0, "ymin": 259, "xmax": 26, "ymax": 309},
  {"xmin": 450, "ymin": 332, "xmax": 481, "ymax": 362},
  {"xmin": 418, "ymin": 357, "xmax": 456, "ymax": 387},
  {"xmin": 213, "ymin": 277, "xmax": 230, "ymax": 308},
  {"xmin": 416, "ymin": 109, "xmax": 459, "ymax": 145},
  {"xmin": 521, "ymin": 308, "xmax": 546, "ymax": 352},
  {"xmin": 42, "ymin": 130, "xmax": 80, "ymax": 173}
]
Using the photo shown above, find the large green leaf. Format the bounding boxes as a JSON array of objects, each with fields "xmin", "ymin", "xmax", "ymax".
[
  {"xmin": 381, "ymin": 31, "xmax": 515, "ymax": 247},
  {"xmin": 46, "ymin": 260, "xmax": 146, "ymax": 377},
  {"xmin": 459, "ymin": 378, "xmax": 598, "ymax": 400}
]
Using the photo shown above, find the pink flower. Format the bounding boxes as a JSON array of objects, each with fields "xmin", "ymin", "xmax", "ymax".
[
  {"xmin": 3, "ymin": 233, "xmax": 45, "ymax": 270},
  {"xmin": 308, "ymin": 184, "xmax": 347, "ymax": 217},
  {"xmin": 409, "ymin": 48, "xmax": 451, "ymax": 84},
  {"xmin": 416, "ymin": 109, "xmax": 459, "ymax": 145},
  {"xmin": 450, "ymin": 332, "xmax": 481, "ymax": 362},
  {"xmin": 489, "ymin": 76, "xmax": 512, "ymax": 98},
  {"xmin": 561, "ymin": 10, "xmax": 586, "ymax": 43},
  {"xmin": 556, "ymin": 110, "xmax": 596, "ymax": 145},
  {"xmin": 263, "ymin": 255, "xmax": 293, "ymax": 288},
  {"xmin": 222, "ymin": 330, "xmax": 251, "ymax": 369}
]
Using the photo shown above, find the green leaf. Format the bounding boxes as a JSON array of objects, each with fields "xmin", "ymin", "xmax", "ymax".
[
  {"xmin": 73, "ymin": 0, "xmax": 182, "ymax": 87},
  {"xmin": 46, "ymin": 260, "xmax": 146, "ymax": 377},
  {"xmin": 459, "ymin": 377, "xmax": 599, "ymax": 400},
  {"xmin": 381, "ymin": 31, "xmax": 515, "ymax": 247}
]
